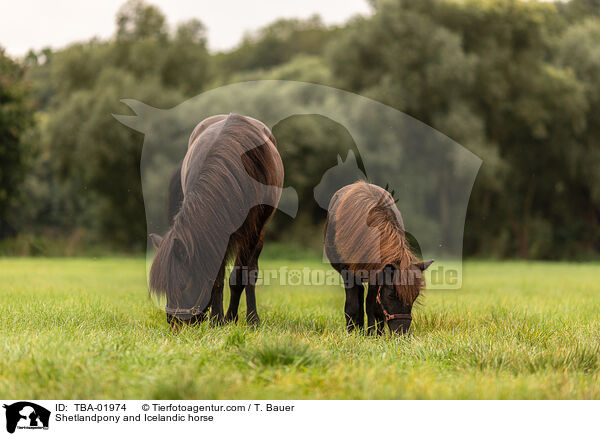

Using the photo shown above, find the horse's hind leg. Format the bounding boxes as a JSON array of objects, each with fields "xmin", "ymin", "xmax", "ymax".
[
  {"xmin": 225, "ymin": 226, "xmax": 264, "ymax": 326},
  {"xmin": 245, "ymin": 231, "xmax": 265, "ymax": 326}
]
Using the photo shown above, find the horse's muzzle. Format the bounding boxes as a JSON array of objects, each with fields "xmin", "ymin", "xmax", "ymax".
[
  {"xmin": 388, "ymin": 318, "xmax": 411, "ymax": 335},
  {"xmin": 167, "ymin": 312, "xmax": 207, "ymax": 329}
]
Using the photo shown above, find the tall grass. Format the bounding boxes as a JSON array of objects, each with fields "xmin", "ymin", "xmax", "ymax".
[{"xmin": 0, "ymin": 257, "xmax": 598, "ymax": 399}]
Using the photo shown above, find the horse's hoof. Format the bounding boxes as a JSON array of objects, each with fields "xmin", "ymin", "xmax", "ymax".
[
  {"xmin": 224, "ymin": 313, "xmax": 239, "ymax": 324},
  {"xmin": 246, "ymin": 315, "xmax": 260, "ymax": 327}
]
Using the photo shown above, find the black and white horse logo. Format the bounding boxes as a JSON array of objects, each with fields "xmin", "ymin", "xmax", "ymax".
[{"xmin": 3, "ymin": 402, "xmax": 50, "ymax": 434}]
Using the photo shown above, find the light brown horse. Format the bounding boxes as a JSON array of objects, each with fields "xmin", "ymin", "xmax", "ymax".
[
  {"xmin": 149, "ymin": 114, "xmax": 284, "ymax": 328},
  {"xmin": 324, "ymin": 181, "xmax": 433, "ymax": 334}
]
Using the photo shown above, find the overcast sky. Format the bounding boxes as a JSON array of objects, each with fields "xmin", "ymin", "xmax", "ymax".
[{"xmin": 0, "ymin": 0, "xmax": 372, "ymax": 57}]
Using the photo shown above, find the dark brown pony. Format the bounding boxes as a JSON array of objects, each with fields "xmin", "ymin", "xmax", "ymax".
[
  {"xmin": 324, "ymin": 181, "xmax": 433, "ymax": 334},
  {"xmin": 149, "ymin": 113, "xmax": 284, "ymax": 327}
]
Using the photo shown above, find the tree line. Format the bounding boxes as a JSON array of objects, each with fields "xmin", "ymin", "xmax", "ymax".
[{"xmin": 0, "ymin": 0, "xmax": 599, "ymax": 258}]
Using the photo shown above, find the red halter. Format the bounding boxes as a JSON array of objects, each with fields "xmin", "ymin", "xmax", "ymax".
[{"xmin": 375, "ymin": 285, "xmax": 412, "ymax": 322}]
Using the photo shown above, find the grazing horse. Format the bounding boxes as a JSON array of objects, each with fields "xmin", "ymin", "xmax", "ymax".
[
  {"xmin": 324, "ymin": 181, "xmax": 433, "ymax": 334},
  {"xmin": 149, "ymin": 113, "xmax": 285, "ymax": 327}
]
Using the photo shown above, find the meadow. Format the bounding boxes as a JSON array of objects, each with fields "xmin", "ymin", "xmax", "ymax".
[{"xmin": 0, "ymin": 255, "xmax": 598, "ymax": 399}]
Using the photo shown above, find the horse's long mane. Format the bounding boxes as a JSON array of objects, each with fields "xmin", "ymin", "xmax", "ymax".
[
  {"xmin": 150, "ymin": 114, "xmax": 280, "ymax": 307},
  {"xmin": 329, "ymin": 181, "xmax": 422, "ymax": 305}
]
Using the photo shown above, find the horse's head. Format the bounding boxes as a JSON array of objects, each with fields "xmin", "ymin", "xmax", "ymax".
[
  {"xmin": 377, "ymin": 260, "xmax": 434, "ymax": 334},
  {"xmin": 314, "ymin": 150, "xmax": 366, "ymax": 210},
  {"xmin": 148, "ymin": 232, "xmax": 209, "ymax": 327}
]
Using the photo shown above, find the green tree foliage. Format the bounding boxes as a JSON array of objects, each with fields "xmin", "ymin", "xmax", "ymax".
[
  {"xmin": 45, "ymin": 70, "xmax": 183, "ymax": 247},
  {"xmin": 161, "ymin": 19, "xmax": 211, "ymax": 94},
  {"xmin": 9, "ymin": 0, "xmax": 207, "ymax": 249},
  {"xmin": 328, "ymin": 0, "xmax": 599, "ymax": 258},
  {"xmin": 0, "ymin": 48, "xmax": 32, "ymax": 237},
  {"xmin": 3, "ymin": 0, "xmax": 600, "ymax": 257},
  {"xmin": 435, "ymin": 0, "xmax": 595, "ymax": 257},
  {"xmin": 116, "ymin": 0, "xmax": 168, "ymax": 41},
  {"xmin": 555, "ymin": 19, "xmax": 600, "ymax": 254},
  {"xmin": 328, "ymin": 0, "xmax": 487, "ymax": 255},
  {"xmin": 214, "ymin": 16, "xmax": 340, "ymax": 79}
]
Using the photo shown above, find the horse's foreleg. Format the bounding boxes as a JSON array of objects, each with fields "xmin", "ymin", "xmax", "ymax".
[
  {"xmin": 367, "ymin": 285, "xmax": 385, "ymax": 335},
  {"xmin": 357, "ymin": 283, "xmax": 365, "ymax": 330},
  {"xmin": 210, "ymin": 266, "xmax": 225, "ymax": 326},
  {"xmin": 344, "ymin": 283, "xmax": 364, "ymax": 332},
  {"xmin": 367, "ymin": 285, "xmax": 377, "ymax": 335}
]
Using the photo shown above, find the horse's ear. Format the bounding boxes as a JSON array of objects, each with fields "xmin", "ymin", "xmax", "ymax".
[
  {"xmin": 149, "ymin": 233, "xmax": 163, "ymax": 249},
  {"xmin": 414, "ymin": 260, "xmax": 434, "ymax": 271}
]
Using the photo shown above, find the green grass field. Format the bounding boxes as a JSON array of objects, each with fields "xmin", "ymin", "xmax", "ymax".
[{"xmin": 0, "ymin": 256, "xmax": 598, "ymax": 399}]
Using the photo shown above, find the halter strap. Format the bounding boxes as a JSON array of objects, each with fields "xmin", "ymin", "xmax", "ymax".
[
  {"xmin": 375, "ymin": 285, "xmax": 412, "ymax": 322},
  {"xmin": 165, "ymin": 278, "xmax": 217, "ymax": 317},
  {"xmin": 165, "ymin": 305, "xmax": 205, "ymax": 316}
]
